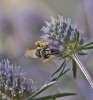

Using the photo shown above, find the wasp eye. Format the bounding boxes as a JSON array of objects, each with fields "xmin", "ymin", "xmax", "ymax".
[{"xmin": 35, "ymin": 49, "xmax": 42, "ymax": 58}]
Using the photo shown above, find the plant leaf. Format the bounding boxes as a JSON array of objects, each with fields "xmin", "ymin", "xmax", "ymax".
[
  {"xmin": 57, "ymin": 62, "xmax": 66, "ymax": 79},
  {"xmin": 82, "ymin": 46, "xmax": 93, "ymax": 50},
  {"xmin": 61, "ymin": 68, "xmax": 70, "ymax": 76},
  {"xmin": 75, "ymin": 31, "xmax": 80, "ymax": 48},
  {"xmin": 78, "ymin": 52, "xmax": 87, "ymax": 56},
  {"xmin": 50, "ymin": 68, "xmax": 70, "ymax": 82},
  {"xmin": 51, "ymin": 59, "xmax": 66, "ymax": 77},
  {"xmin": 83, "ymin": 41, "xmax": 93, "ymax": 47},
  {"xmin": 62, "ymin": 54, "xmax": 69, "ymax": 59},
  {"xmin": 32, "ymin": 93, "xmax": 77, "ymax": 100},
  {"xmin": 72, "ymin": 59, "xmax": 77, "ymax": 79}
]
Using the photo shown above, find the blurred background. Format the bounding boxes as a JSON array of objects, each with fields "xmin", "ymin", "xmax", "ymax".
[{"xmin": 0, "ymin": 0, "xmax": 93, "ymax": 100}]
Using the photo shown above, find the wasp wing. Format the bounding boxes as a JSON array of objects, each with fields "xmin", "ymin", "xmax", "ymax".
[{"xmin": 25, "ymin": 49, "xmax": 38, "ymax": 58}]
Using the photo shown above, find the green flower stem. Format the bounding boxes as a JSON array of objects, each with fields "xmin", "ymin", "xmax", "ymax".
[
  {"xmin": 25, "ymin": 81, "xmax": 57, "ymax": 100},
  {"xmin": 71, "ymin": 52, "xmax": 93, "ymax": 89}
]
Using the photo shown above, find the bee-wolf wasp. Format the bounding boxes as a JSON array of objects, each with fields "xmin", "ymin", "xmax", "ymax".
[{"xmin": 25, "ymin": 39, "xmax": 59, "ymax": 62}]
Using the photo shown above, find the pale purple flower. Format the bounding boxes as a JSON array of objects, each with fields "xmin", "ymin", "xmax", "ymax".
[
  {"xmin": 41, "ymin": 15, "xmax": 85, "ymax": 59},
  {"xmin": 0, "ymin": 59, "xmax": 34, "ymax": 99}
]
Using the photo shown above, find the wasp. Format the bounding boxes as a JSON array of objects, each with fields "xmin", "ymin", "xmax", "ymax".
[{"xmin": 25, "ymin": 39, "xmax": 59, "ymax": 62}]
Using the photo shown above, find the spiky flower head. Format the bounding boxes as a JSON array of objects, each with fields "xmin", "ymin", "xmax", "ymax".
[
  {"xmin": 0, "ymin": 59, "xmax": 34, "ymax": 100},
  {"xmin": 41, "ymin": 15, "xmax": 85, "ymax": 59}
]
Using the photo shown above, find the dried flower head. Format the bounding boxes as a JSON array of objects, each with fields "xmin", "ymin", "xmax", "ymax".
[
  {"xmin": 0, "ymin": 59, "xmax": 34, "ymax": 100},
  {"xmin": 41, "ymin": 15, "xmax": 85, "ymax": 59}
]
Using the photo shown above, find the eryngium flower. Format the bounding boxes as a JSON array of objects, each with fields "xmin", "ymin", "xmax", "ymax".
[
  {"xmin": 41, "ymin": 15, "xmax": 93, "ymax": 89},
  {"xmin": 41, "ymin": 15, "xmax": 85, "ymax": 59},
  {"xmin": 0, "ymin": 59, "xmax": 34, "ymax": 100}
]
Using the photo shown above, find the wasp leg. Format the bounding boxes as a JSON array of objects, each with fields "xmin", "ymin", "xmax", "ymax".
[
  {"xmin": 35, "ymin": 39, "xmax": 45, "ymax": 47},
  {"xmin": 35, "ymin": 39, "xmax": 52, "ymax": 47},
  {"xmin": 43, "ymin": 56, "xmax": 57, "ymax": 62},
  {"xmin": 40, "ymin": 42, "xmax": 52, "ymax": 47}
]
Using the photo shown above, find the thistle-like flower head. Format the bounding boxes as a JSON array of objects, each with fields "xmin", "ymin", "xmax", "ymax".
[
  {"xmin": 0, "ymin": 59, "xmax": 34, "ymax": 100},
  {"xmin": 41, "ymin": 15, "xmax": 93, "ymax": 89},
  {"xmin": 41, "ymin": 15, "xmax": 85, "ymax": 59}
]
